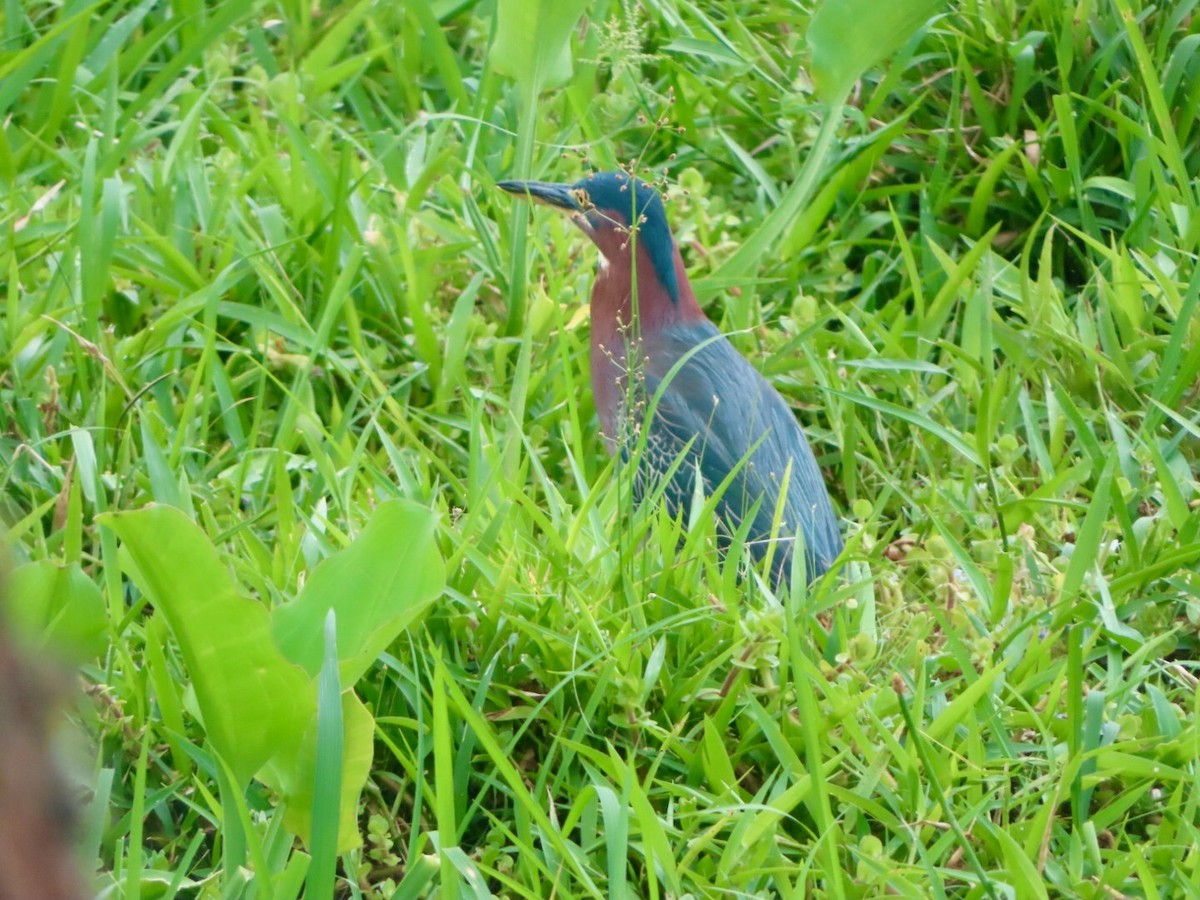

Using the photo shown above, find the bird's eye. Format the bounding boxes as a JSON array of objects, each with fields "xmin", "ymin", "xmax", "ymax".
[{"xmin": 571, "ymin": 188, "xmax": 592, "ymax": 209}]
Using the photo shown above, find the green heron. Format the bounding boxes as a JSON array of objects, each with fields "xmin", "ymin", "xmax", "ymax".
[{"xmin": 499, "ymin": 171, "xmax": 842, "ymax": 584}]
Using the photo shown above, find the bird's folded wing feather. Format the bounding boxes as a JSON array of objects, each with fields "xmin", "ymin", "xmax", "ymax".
[{"xmin": 641, "ymin": 322, "xmax": 842, "ymax": 572}]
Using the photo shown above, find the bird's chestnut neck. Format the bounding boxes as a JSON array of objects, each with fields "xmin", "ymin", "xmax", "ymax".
[
  {"xmin": 579, "ymin": 218, "xmax": 705, "ymax": 448},
  {"xmin": 587, "ymin": 226, "xmax": 706, "ymax": 349}
]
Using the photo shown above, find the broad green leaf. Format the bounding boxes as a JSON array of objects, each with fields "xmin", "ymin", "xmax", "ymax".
[
  {"xmin": 6, "ymin": 560, "xmax": 107, "ymax": 659},
  {"xmin": 101, "ymin": 505, "xmax": 314, "ymax": 786},
  {"xmin": 260, "ymin": 689, "xmax": 374, "ymax": 854},
  {"xmin": 490, "ymin": 0, "xmax": 588, "ymax": 101},
  {"xmin": 807, "ymin": 0, "xmax": 947, "ymax": 103},
  {"xmin": 271, "ymin": 500, "xmax": 445, "ymax": 687}
]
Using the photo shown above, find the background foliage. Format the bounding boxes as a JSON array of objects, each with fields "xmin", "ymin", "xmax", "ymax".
[{"xmin": 2, "ymin": 0, "xmax": 1199, "ymax": 896}]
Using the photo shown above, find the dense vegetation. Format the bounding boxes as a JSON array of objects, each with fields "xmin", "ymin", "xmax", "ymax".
[{"xmin": 2, "ymin": 0, "xmax": 1198, "ymax": 896}]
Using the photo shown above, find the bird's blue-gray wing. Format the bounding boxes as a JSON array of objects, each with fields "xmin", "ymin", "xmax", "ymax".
[{"xmin": 633, "ymin": 321, "xmax": 842, "ymax": 581}]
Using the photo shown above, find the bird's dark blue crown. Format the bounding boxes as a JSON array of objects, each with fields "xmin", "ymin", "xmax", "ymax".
[{"xmin": 575, "ymin": 172, "xmax": 680, "ymax": 304}]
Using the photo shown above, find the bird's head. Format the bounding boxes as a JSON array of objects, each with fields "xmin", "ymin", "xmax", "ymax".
[{"xmin": 499, "ymin": 171, "xmax": 680, "ymax": 304}]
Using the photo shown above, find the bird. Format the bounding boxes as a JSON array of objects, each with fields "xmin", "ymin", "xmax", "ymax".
[{"xmin": 499, "ymin": 170, "xmax": 842, "ymax": 585}]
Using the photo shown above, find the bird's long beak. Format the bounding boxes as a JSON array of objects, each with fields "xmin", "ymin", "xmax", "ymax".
[{"xmin": 497, "ymin": 180, "xmax": 582, "ymax": 213}]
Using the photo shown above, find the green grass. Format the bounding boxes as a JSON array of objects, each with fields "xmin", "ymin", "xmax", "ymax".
[{"xmin": 3, "ymin": 0, "xmax": 1200, "ymax": 896}]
